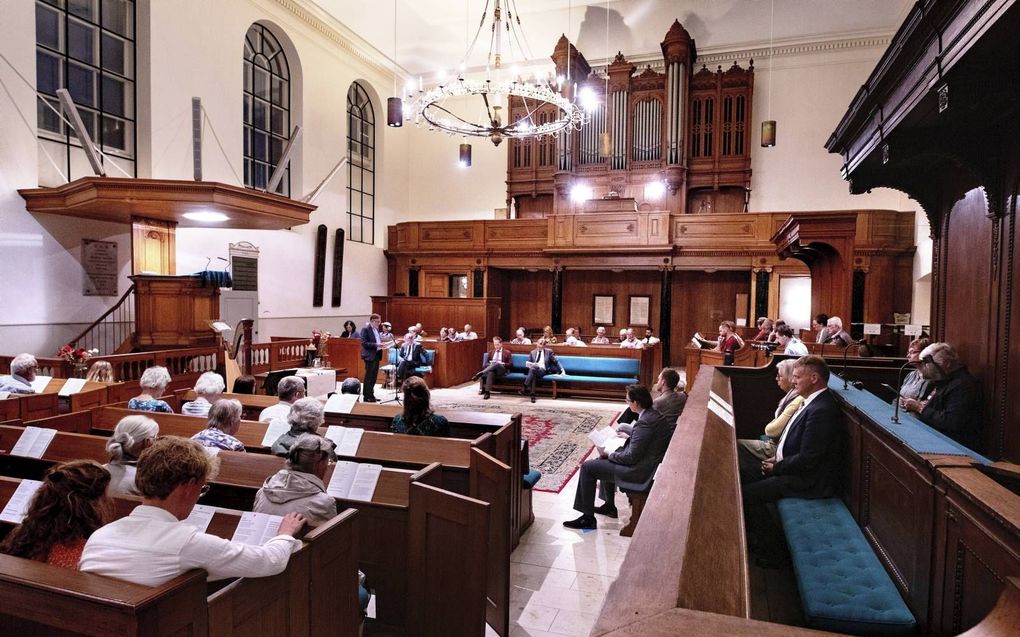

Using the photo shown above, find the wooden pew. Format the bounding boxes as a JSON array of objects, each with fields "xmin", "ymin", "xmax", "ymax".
[
  {"xmin": 0, "ymin": 476, "xmax": 360, "ymax": 637},
  {"xmin": 0, "ymin": 427, "xmax": 502, "ymax": 636}
]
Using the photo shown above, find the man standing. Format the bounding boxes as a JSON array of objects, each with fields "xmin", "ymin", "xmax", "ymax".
[
  {"xmin": 473, "ymin": 336, "xmax": 510, "ymax": 399},
  {"xmin": 395, "ymin": 332, "xmax": 422, "ymax": 384},
  {"xmin": 521, "ymin": 338, "xmax": 561, "ymax": 403},
  {"xmin": 591, "ymin": 326, "xmax": 610, "ymax": 345},
  {"xmin": 564, "ymin": 385, "xmax": 672, "ymax": 529},
  {"xmin": 358, "ymin": 314, "xmax": 391, "ymax": 402}
]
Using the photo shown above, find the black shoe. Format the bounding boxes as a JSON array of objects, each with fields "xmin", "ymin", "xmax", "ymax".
[
  {"xmin": 483, "ymin": 392, "xmax": 490, "ymax": 400},
  {"xmin": 593, "ymin": 504, "xmax": 618, "ymax": 518},
  {"xmin": 471, "ymin": 372, "xmax": 482, "ymax": 381},
  {"xmin": 563, "ymin": 515, "xmax": 597, "ymax": 530},
  {"xmin": 530, "ymin": 394, "xmax": 536, "ymax": 403},
  {"xmin": 478, "ymin": 388, "xmax": 485, "ymax": 395},
  {"xmin": 363, "ymin": 397, "xmax": 378, "ymax": 403}
]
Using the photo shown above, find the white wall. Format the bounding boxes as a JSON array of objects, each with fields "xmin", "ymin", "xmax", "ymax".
[{"xmin": 0, "ymin": 0, "xmax": 407, "ymax": 353}]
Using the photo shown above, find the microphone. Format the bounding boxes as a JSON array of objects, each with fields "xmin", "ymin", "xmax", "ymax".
[
  {"xmin": 890, "ymin": 359, "xmax": 915, "ymax": 424},
  {"xmin": 842, "ymin": 339, "xmax": 866, "ymax": 389}
]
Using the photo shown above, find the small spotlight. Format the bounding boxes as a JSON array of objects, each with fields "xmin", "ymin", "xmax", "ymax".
[
  {"xmin": 570, "ymin": 185, "xmax": 592, "ymax": 203},
  {"xmin": 183, "ymin": 210, "xmax": 229, "ymax": 223},
  {"xmin": 459, "ymin": 140, "xmax": 472, "ymax": 167},
  {"xmin": 577, "ymin": 86, "xmax": 599, "ymax": 112},
  {"xmin": 644, "ymin": 181, "xmax": 666, "ymax": 200},
  {"xmin": 387, "ymin": 97, "xmax": 403, "ymax": 127}
]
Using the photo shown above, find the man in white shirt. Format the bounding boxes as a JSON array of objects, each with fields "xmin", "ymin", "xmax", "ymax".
[
  {"xmin": 258, "ymin": 375, "xmax": 306, "ymax": 423},
  {"xmin": 80, "ymin": 437, "xmax": 305, "ymax": 587},
  {"xmin": 775, "ymin": 325, "xmax": 809, "ymax": 356},
  {"xmin": 458, "ymin": 323, "xmax": 478, "ymax": 340},
  {"xmin": 511, "ymin": 328, "xmax": 532, "ymax": 345},
  {"xmin": 590, "ymin": 326, "xmax": 610, "ymax": 345},
  {"xmin": 0, "ymin": 353, "xmax": 38, "ymax": 394},
  {"xmin": 620, "ymin": 328, "xmax": 644, "ymax": 349},
  {"xmin": 564, "ymin": 328, "xmax": 588, "ymax": 347},
  {"xmin": 641, "ymin": 328, "xmax": 660, "ymax": 346}
]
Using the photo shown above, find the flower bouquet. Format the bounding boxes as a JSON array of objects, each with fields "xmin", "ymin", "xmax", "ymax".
[
  {"xmin": 307, "ymin": 330, "xmax": 332, "ymax": 367},
  {"xmin": 57, "ymin": 345, "xmax": 99, "ymax": 377}
]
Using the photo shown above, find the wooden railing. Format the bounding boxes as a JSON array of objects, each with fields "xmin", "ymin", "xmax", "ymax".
[
  {"xmin": 250, "ymin": 339, "xmax": 308, "ymax": 374},
  {"xmin": 68, "ymin": 283, "xmax": 136, "ymax": 354}
]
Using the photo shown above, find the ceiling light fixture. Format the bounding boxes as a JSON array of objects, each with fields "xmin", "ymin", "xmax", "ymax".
[
  {"xmin": 599, "ymin": 0, "xmax": 612, "ymax": 158},
  {"xmin": 387, "ymin": 0, "xmax": 402, "ymax": 126},
  {"xmin": 183, "ymin": 210, "xmax": 229, "ymax": 223},
  {"xmin": 402, "ymin": 0, "xmax": 586, "ymax": 146}
]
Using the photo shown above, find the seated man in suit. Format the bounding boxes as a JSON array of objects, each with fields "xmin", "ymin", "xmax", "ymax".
[
  {"xmin": 824, "ymin": 316, "xmax": 854, "ymax": 347},
  {"xmin": 617, "ymin": 368, "xmax": 686, "ymax": 432},
  {"xmin": 739, "ymin": 355, "xmax": 845, "ymax": 563},
  {"xmin": 564, "ymin": 385, "xmax": 672, "ymax": 529},
  {"xmin": 902, "ymin": 342, "xmax": 982, "ymax": 451},
  {"xmin": 395, "ymin": 332, "xmax": 423, "ymax": 384},
  {"xmin": 520, "ymin": 338, "xmax": 562, "ymax": 403},
  {"xmin": 472, "ymin": 336, "xmax": 510, "ymax": 400},
  {"xmin": 0, "ymin": 353, "xmax": 39, "ymax": 394}
]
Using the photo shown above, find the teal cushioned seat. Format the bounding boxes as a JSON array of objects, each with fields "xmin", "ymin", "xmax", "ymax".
[
  {"xmin": 557, "ymin": 355, "xmax": 639, "ymax": 378},
  {"xmin": 777, "ymin": 498, "xmax": 917, "ymax": 637},
  {"xmin": 522, "ymin": 469, "xmax": 541, "ymax": 489}
]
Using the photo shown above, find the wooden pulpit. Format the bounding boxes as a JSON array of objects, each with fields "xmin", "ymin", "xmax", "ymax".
[{"xmin": 131, "ymin": 274, "xmax": 220, "ymax": 349}]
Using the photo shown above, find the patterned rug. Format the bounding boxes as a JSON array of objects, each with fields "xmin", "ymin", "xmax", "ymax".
[{"xmin": 430, "ymin": 399, "xmax": 621, "ymax": 493}]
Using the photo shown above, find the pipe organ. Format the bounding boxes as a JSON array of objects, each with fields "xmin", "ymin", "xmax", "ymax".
[{"xmin": 507, "ymin": 20, "xmax": 754, "ymax": 217}]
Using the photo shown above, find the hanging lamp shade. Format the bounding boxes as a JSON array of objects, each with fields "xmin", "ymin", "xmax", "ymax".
[
  {"xmin": 459, "ymin": 141, "xmax": 472, "ymax": 167},
  {"xmin": 761, "ymin": 120, "xmax": 776, "ymax": 147},
  {"xmin": 387, "ymin": 97, "xmax": 403, "ymax": 127}
]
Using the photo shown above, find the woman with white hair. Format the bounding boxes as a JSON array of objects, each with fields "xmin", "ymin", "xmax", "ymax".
[
  {"xmin": 181, "ymin": 372, "xmax": 226, "ymax": 417},
  {"xmin": 127, "ymin": 366, "xmax": 173, "ymax": 413},
  {"xmin": 0, "ymin": 353, "xmax": 39, "ymax": 394},
  {"xmin": 736, "ymin": 359, "xmax": 804, "ymax": 461},
  {"xmin": 255, "ymin": 434, "xmax": 336, "ymax": 526},
  {"xmin": 105, "ymin": 414, "xmax": 159, "ymax": 495},
  {"xmin": 271, "ymin": 397, "xmax": 336, "ymax": 458},
  {"xmin": 192, "ymin": 399, "xmax": 246, "ymax": 452}
]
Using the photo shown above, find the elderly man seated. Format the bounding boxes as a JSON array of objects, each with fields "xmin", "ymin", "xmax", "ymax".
[
  {"xmin": 458, "ymin": 324, "xmax": 478, "ymax": 340},
  {"xmin": 510, "ymin": 327, "xmax": 532, "ymax": 345},
  {"xmin": 0, "ymin": 353, "xmax": 39, "ymax": 394},
  {"xmin": 590, "ymin": 326, "xmax": 610, "ymax": 345},
  {"xmin": 181, "ymin": 371, "xmax": 226, "ymax": 417},
  {"xmin": 902, "ymin": 342, "xmax": 982, "ymax": 451},
  {"xmin": 80, "ymin": 437, "xmax": 306, "ymax": 586},
  {"xmin": 824, "ymin": 316, "xmax": 853, "ymax": 347},
  {"xmin": 258, "ymin": 375, "xmax": 307, "ymax": 423},
  {"xmin": 619, "ymin": 328, "xmax": 644, "ymax": 349},
  {"xmin": 564, "ymin": 328, "xmax": 588, "ymax": 347}
]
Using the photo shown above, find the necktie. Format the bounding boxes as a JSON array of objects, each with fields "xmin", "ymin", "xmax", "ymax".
[{"xmin": 537, "ymin": 351, "xmax": 545, "ymax": 369}]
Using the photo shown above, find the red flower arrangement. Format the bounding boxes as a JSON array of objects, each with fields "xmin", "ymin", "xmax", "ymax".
[
  {"xmin": 310, "ymin": 330, "xmax": 332, "ymax": 348},
  {"xmin": 56, "ymin": 345, "xmax": 97, "ymax": 366}
]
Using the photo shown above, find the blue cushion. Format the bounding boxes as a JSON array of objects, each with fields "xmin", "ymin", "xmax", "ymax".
[
  {"xmin": 557, "ymin": 355, "xmax": 639, "ymax": 378},
  {"xmin": 556, "ymin": 374, "xmax": 636, "ymax": 385},
  {"xmin": 358, "ymin": 584, "xmax": 371, "ymax": 610},
  {"xmin": 777, "ymin": 498, "xmax": 917, "ymax": 637},
  {"xmin": 389, "ymin": 348, "xmax": 434, "ymax": 371},
  {"xmin": 522, "ymin": 469, "xmax": 542, "ymax": 489}
]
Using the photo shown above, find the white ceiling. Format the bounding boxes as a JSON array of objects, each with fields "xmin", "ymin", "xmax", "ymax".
[{"xmin": 313, "ymin": 0, "xmax": 914, "ymax": 76}]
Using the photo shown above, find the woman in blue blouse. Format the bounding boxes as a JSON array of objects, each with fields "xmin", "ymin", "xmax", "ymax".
[
  {"xmin": 127, "ymin": 366, "xmax": 174, "ymax": 413},
  {"xmin": 391, "ymin": 377, "xmax": 449, "ymax": 437}
]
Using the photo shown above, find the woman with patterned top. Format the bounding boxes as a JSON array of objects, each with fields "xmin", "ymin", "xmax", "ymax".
[
  {"xmin": 0, "ymin": 460, "xmax": 113, "ymax": 569},
  {"xmin": 391, "ymin": 377, "xmax": 450, "ymax": 437},
  {"xmin": 191, "ymin": 399, "xmax": 246, "ymax": 452},
  {"xmin": 127, "ymin": 366, "xmax": 174, "ymax": 413},
  {"xmin": 181, "ymin": 371, "xmax": 226, "ymax": 417}
]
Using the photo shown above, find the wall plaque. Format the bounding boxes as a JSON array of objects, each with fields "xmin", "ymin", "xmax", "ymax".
[{"xmin": 82, "ymin": 239, "xmax": 118, "ymax": 296}]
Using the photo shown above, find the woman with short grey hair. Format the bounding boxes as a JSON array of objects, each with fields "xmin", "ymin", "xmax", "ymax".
[
  {"xmin": 105, "ymin": 415, "xmax": 159, "ymax": 495},
  {"xmin": 255, "ymin": 434, "xmax": 337, "ymax": 526},
  {"xmin": 271, "ymin": 398, "xmax": 336, "ymax": 458},
  {"xmin": 128, "ymin": 366, "xmax": 173, "ymax": 413},
  {"xmin": 192, "ymin": 399, "xmax": 245, "ymax": 452},
  {"xmin": 182, "ymin": 372, "xmax": 226, "ymax": 417}
]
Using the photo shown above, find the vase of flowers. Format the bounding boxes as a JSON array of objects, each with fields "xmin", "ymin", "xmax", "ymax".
[
  {"xmin": 57, "ymin": 345, "xmax": 98, "ymax": 378},
  {"xmin": 310, "ymin": 329, "xmax": 332, "ymax": 367}
]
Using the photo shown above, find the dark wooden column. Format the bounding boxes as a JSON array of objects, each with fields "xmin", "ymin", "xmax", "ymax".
[
  {"xmin": 659, "ymin": 266, "xmax": 672, "ymax": 368},
  {"xmin": 551, "ymin": 267, "xmax": 564, "ymax": 334}
]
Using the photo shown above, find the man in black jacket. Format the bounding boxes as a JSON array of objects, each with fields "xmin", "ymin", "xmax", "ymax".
[
  {"xmin": 740, "ymin": 355, "xmax": 845, "ymax": 503},
  {"xmin": 564, "ymin": 385, "xmax": 672, "ymax": 530},
  {"xmin": 520, "ymin": 338, "xmax": 562, "ymax": 403},
  {"xmin": 902, "ymin": 342, "xmax": 982, "ymax": 452},
  {"xmin": 394, "ymin": 332, "xmax": 423, "ymax": 384}
]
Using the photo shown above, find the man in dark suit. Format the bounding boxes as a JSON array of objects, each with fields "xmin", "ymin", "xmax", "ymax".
[
  {"xmin": 739, "ymin": 355, "xmax": 845, "ymax": 563},
  {"xmin": 472, "ymin": 336, "xmax": 510, "ymax": 400},
  {"xmin": 564, "ymin": 385, "xmax": 672, "ymax": 530},
  {"xmin": 520, "ymin": 338, "xmax": 562, "ymax": 403},
  {"xmin": 357, "ymin": 313, "xmax": 391, "ymax": 402},
  {"xmin": 394, "ymin": 331, "xmax": 423, "ymax": 384}
]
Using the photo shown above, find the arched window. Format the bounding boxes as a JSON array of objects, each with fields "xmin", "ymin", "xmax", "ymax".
[
  {"xmin": 347, "ymin": 82, "xmax": 375, "ymax": 245},
  {"xmin": 36, "ymin": 0, "xmax": 137, "ymax": 179},
  {"xmin": 243, "ymin": 24, "xmax": 290, "ymax": 196}
]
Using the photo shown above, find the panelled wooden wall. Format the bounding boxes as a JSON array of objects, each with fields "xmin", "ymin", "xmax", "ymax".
[
  {"xmin": 670, "ymin": 270, "xmax": 749, "ymax": 359},
  {"xmin": 505, "ymin": 271, "xmax": 552, "ymax": 334},
  {"xmin": 560, "ymin": 270, "xmax": 661, "ymax": 337}
]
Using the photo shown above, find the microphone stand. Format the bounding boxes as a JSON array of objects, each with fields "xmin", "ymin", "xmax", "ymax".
[
  {"xmin": 890, "ymin": 359, "xmax": 915, "ymax": 424},
  {"xmin": 841, "ymin": 340, "xmax": 861, "ymax": 389}
]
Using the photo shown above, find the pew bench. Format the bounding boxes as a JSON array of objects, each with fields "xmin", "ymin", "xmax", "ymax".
[
  {"xmin": 776, "ymin": 497, "xmax": 917, "ymax": 637},
  {"xmin": 485, "ymin": 352, "xmax": 640, "ymax": 399}
]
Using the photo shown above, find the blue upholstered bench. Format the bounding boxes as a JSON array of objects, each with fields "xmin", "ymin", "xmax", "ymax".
[
  {"xmin": 482, "ymin": 351, "xmax": 640, "ymax": 399},
  {"xmin": 776, "ymin": 497, "xmax": 917, "ymax": 637},
  {"xmin": 382, "ymin": 348, "xmax": 435, "ymax": 386}
]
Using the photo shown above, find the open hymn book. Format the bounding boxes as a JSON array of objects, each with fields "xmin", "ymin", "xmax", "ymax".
[
  {"xmin": 326, "ymin": 461, "xmax": 382, "ymax": 502},
  {"xmin": 588, "ymin": 427, "xmax": 627, "ymax": 454}
]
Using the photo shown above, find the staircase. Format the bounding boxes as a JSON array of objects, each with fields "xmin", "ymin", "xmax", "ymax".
[{"xmin": 70, "ymin": 284, "xmax": 136, "ymax": 354}]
